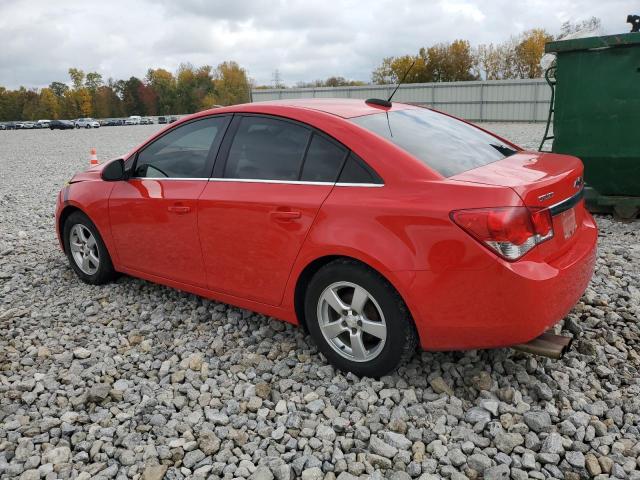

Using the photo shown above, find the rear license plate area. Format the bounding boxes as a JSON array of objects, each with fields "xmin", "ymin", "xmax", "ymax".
[{"xmin": 558, "ymin": 207, "xmax": 577, "ymax": 240}]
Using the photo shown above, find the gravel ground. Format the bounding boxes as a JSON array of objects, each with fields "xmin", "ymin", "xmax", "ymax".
[{"xmin": 0, "ymin": 123, "xmax": 639, "ymax": 480}]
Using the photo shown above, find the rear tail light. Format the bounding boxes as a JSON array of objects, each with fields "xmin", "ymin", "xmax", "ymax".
[{"xmin": 451, "ymin": 207, "xmax": 554, "ymax": 261}]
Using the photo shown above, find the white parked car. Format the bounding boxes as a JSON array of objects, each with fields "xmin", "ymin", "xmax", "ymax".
[
  {"xmin": 36, "ymin": 120, "xmax": 51, "ymax": 129},
  {"xmin": 21, "ymin": 122, "xmax": 36, "ymax": 129},
  {"xmin": 125, "ymin": 115, "xmax": 142, "ymax": 125},
  {"xmin": 75, "ymin": 118, "xmax": 100, "ymax": 129},
  {"xmin": 140, "ymin": 117, "xmax": 154, "ymax": 125}
]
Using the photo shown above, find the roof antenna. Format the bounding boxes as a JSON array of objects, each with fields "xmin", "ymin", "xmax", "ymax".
[
  {"xmin": 388, "ymin": 59, "xmax": 417, "ymax": 102},
  {"xmin": 366, "ymin": 59, "xmax": 417, "ymax": 108}
]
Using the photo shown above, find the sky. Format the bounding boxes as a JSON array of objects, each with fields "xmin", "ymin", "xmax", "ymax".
[{"xmin": 0, "ymin": 0, "xmax": 636, "ymax": 89}]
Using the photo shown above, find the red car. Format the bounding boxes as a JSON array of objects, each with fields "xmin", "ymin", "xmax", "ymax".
[{"xmin": 55, "ymin": 99, "xmax": 597, "ymax": 376}]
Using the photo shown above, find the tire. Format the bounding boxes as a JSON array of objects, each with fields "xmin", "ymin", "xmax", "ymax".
[
  {"xmin": 63, "ymin": 211, "xmax": 117, "ymax": 285},
  {"xmin": 85, "ymin": 125, "xmax": 90, "ymax": 129},
  {"xmin": 305, "ymin": 259, "xmax": 418, "ymax": 377}
]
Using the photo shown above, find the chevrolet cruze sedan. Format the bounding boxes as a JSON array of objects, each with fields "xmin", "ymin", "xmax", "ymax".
[{"xmin": 55, "ymin": 99, "xmax": 597, "ymax": 376}]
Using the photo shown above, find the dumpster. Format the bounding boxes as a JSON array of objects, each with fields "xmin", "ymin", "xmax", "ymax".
[{"xmin": 542, "ymin": 33, "xmax": 640, "ymax": 219}]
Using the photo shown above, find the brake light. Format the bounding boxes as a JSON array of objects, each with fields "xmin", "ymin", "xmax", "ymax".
[{"xmin": 451, "ymin": 207, "xmax": 554, "ymax": 261}]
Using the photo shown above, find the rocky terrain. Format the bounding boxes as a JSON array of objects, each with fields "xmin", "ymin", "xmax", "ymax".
[{"xmin": 0, "ymin": 124, "xmax": 638, "ymax": 479}]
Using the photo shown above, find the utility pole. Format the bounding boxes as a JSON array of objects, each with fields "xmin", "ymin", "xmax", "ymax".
[{"xmin": 272, "ymin": 69, "xmax": 283, "ymax": 89}]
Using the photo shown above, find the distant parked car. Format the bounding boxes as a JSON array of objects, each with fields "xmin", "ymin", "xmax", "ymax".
[
  {"xmin": 75, "ymin": 118, "xmax": 100, "ymax": 129},
  {"xmin": 99, "ymin": 119, "xmax": 110, "ymax": 126},
  {"xmin": 168, "ymin": 116, "xmax": 178, "ymax": 123},
  {"xmin": 21, "ymin": 122, "xmax": 36, "ymax": 129},
  {"xmin": 0, "ymin": 123, "xmax": 6, "ymax": 130},
  {"xmin": 158, "ymin": 116, "xmax": 167, "ymax": 124},
  {"xmin": 50, "ymin": 120, "xmax": 75, "ymax": 130},
  {"xmin": 4, "ymin": 122, "xmax": 17, "ymax": 130},
  {"xmin": 125, "ymin": 115, "xmax": 142, "ymax": 125},
  {"xmin": 36, "ymin": 120, "xmax": 51, "ymax": 129},
  {"xmin": 140, "ymin": 117, "xmax": 154, "ymax": 125}
]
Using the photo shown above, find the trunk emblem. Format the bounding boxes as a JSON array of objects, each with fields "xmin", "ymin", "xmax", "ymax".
[
  {"xmin": 538, "ymin": 192, "xmax": 554, "ymax": 202},
  {"xmin": 574, "ymin": 176, "xmax": 583, "ymax": 189}
]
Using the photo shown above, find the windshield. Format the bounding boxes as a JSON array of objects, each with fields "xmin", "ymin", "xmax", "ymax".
[{"xmin": 351, "ymin": 108, "xmax": 518, "ymax": 177}]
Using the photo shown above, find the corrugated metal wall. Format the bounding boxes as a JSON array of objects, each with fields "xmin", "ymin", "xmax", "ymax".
[{"xmin": 251, "ymin": 79, "xmax": 551, "ymax": 122}]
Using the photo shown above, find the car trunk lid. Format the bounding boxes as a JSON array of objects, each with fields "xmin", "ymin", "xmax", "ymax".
[{"xmin": 451, "ymin": 152, "xmax": 586, "ymax": 259}]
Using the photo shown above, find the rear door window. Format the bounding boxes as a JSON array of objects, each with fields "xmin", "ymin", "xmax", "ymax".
[
  {"xmin": 224, "ymin": 116, "xmax": 311, "ymax": 180},
  {"xmin": 351, "ymin": 108, "xmax": 518, "ymax": 177},
  {"xmin": 300, "ymin": 134, "xmax": 348, "ymax": 182},
  {"xmin": 338, "ymin": 153, "xmax": 383, "ymax": 184}
]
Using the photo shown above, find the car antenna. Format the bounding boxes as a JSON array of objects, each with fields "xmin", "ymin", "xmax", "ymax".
[{"xmin": 366, "ymin": 59, "xmax": 417, "ymax": 108}]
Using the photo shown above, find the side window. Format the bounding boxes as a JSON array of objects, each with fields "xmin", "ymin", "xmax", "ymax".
[
  {"xmin": 224, "ymin": 116, "xmax": 310, "ymax": 180},
  {"xmin": 338, "ymin": 153, "xmax": 383, "ymax": 184},
  {"xmin": 300, "ymin": 133, "xmax": 347, "ymax": 182},
  {"xmin": 134, "ymin": 117, "xmax": 228, "ymax": 178}
]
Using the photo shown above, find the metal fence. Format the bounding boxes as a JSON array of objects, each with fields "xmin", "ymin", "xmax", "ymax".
[{"xmin": 251, "ymin": 79, "xmax": 552, "ymax": 122}]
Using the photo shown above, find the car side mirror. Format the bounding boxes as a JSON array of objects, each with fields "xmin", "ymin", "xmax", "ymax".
[{"xmin": 101, "ymin": 159, "xmax": 125, "ymax": 181}]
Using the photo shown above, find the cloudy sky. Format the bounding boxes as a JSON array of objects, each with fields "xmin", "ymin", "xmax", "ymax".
[{"xmin": 0, "ymin": 0, "xmax": 635, "ymax": 89}]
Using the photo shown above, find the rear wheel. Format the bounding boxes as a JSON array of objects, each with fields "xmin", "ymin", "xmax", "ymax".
[
  {"xmin": 305, "ymin": 259, "xmax": 417, "ymax": 377},
  {"xmin": 63, "ymin": 211, "xmax": 116, "ymax": 285}
]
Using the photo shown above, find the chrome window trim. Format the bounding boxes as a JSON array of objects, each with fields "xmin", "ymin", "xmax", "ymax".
[
  {"xmin": 128, "ymin": 177, "xmax": 208, "ymax": 181},
  {"xmin": 208, "ymin": 177, "xmax": 384, "ymax": 187},
  {"xmin": 127, "ymin": 177, "xmax": 385, "ymax": 187},
  {"xmin": 334, "ymin": 182, "xmax": 384, "ymax": 188}
]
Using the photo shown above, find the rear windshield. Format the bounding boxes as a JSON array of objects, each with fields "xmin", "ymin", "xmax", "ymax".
[{"xmin": 351, "ymin": 108, "xmax": 518, "ymax": 177}]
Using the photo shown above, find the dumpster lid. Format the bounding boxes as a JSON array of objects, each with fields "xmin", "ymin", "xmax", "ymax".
[{"xmin": 545, "ymin": 33, "xmax": 640, "ymax": 54}]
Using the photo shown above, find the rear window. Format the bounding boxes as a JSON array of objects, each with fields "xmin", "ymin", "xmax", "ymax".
[{"xmin": 351, "ymin": 108, "xmax": 518, "ymax": 177}]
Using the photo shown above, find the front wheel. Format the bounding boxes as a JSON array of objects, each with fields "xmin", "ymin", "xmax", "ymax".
[
  {"xmin": 63, "ymin": 211, "xmax": 117, "ymax": 285},
  {"xmin": 305, "ymin": 259, "xmax": 417, "ymax": 377}
]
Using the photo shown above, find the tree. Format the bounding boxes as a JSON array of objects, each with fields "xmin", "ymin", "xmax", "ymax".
[
  {"xmin": 68, "ymin": 68, "xmax": 85, "ymax": 90},
  {"xmin": 121, "ymin": 76, "xmax": 146, "ymax": 115},
  {"xmin": 49, "ymin": 81, "xmax": 69, "ymax": 98},
  {"xmin": 146, "ymin": 68, "xmax": 176, "ymax": 114},
  {"xmin": 175, "ymin": 63, "xmax": 214, "ymax": 113},
  {"xmin": 372, "ymin": 55, "xmax": 428, "ymax": 84},
  {"xmin": 38, "ymin": 88, "xmax": 60, "ymax": 119},
  {"xmin": 514, "ymin": 29, "xmax": 553, "ymax": 78},
  {"xmin": 138, "ymin": 83, "xmax": 158, "ymax": 115},
  {"xmin": 85, "ymin": 72, "xmax": 104, "ymax": 91},
  {"xmin": 212, "ymin": 61, "xmax": 251, "ymax": 106}
]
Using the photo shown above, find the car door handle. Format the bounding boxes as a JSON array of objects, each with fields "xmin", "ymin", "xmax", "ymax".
[
  {"xmin": 168, "ymin": 205, "xmax": 191, "ymax": 214},
  {"xmin": 270, "ymin": 210, "xmax": 301, "ymax": 220}
]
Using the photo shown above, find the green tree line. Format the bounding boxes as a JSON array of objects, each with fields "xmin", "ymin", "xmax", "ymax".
[{"xmin": 0, "ymin": 61, "xmax": 251, "ymax": 121}]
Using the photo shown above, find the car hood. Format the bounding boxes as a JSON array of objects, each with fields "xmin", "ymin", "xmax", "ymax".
[{"xmin": 68, "ymin": 163, "xmax": 106, "ymax": 183}]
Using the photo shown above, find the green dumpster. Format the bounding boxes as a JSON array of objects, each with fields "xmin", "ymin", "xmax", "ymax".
[{"xmin": 544, "ymin": 33, "xmax": 640, "ymax": 219}]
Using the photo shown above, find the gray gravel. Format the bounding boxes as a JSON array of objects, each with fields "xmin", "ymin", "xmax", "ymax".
[{"xmin": 1, "ymin": 123, "xmax": 639, "ymax": 480}]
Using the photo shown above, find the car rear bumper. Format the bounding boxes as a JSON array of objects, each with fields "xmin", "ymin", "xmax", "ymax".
[{"xmin": 402, "ymin": 211, "xmax": 598, "ymax": 351}]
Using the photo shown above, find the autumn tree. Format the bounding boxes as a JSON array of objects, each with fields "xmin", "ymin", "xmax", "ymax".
[
  {"xmin": 146, "ymin": 68, "xmax": 176, "ymax": 114},
  {"xmin": 121, "ymin": 77, "xmax": 146, "ymax": 115},
  {"xmin": 38, "ymin": 88, "xmax": 60, "ymax": 119},
  {"xmin": 85, "ymin": 72, "xmax": 104, "ymax": 91},
  {"xmin": 68, "ymin": 68, "xmax": 85, "ymax": 90},
  {"xmin": 372, "ymin": 55, "xmax": 428, "ymax": 84},
  {"xmin": 211, "ymin": 61, "xmax": 251, "ymax": 106},
  {"xmin": 49, "ymin": 81, "xmax": 69, "ymax": 98},
  {"xmin": 514, "ymin": 29, "xmax": 553, "ymax": 78}
]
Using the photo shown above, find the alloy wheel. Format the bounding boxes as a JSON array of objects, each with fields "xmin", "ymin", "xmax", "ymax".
[
  {"xmin": 69, "ymin": 224, "xmax": 100, "ymax": 275},
  {"xmin": 317, "ymin": 281, "xmax": 387, "ymax": 362}
]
